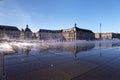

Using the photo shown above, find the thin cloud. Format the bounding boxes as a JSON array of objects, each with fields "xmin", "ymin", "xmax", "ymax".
[{"xmin": 0, "ymin": 0, "xmax": 36, "ymax": 31}]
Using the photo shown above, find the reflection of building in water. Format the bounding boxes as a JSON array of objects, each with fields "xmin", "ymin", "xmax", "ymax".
[
  {"xmin": 0, "ymin": 46, "xmax": 32, "ymax": 56},
  {"xmin": 95, "ymin": 33, "xmax": 120, "ymax": 39},
  {"xmin": 95, "ymin": 42, "xmax": 120, "ymax": 47},
  {"xmin": 62, "ymin": 43, "xmax": 95, "ymax": 54},
  {"xmin": 37, "ymin": 24, "xmax": 95, "ymax": 41},
  {"xmin": 62, "ymin": 43, "xmax": 95, "ymax": 58},
  {"xmin": 12, "ymin": 45, "xmax": 19, "ymax": 53},
  {"xmin": 24, "ymin": 47, "xmax": 32, "ymax": 56},
  {"xmin": 20, "ymin": 46, "xmax": 32, "ymax": 56},
  {"xmin": 0, "ymin": 25, "xmax": 20, "ymax": 40},
  {"xmin": 0, "ymin": 52, "xmax": 16, "ymax": 56}
]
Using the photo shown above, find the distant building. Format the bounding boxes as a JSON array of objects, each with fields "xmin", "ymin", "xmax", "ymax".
[
  {"xmin": 20, "ymin": 25, "xmax": 33, "ymax": 40},
  {"xmin": 32, "ymin": 33, "xmax": 37, "ymax": 40},
  {"xmin": 62, "ymin": 24, "xmax": 95, "ymax": 41},
  {"xmin": 37, "ymin": 29, "xmax": 64, "ymax": 41},
  {"xmin": 20, "ymin": 29, "xmax": 25, "ymax": 40},
  {"xmin": 2, "ymin": 24, "xmax": 113, "ymax": 41},
  {"xmin": 0, "ymin": 25, "xmax": 20, "ymax": 40},
  {"xmin": 95, "ymin": 33, "xmax": 120, "ymax": 39},
  {"xmin": 24, "ymin": 25, "xmax": 32, "ymax": 40},
  {"xmin": 37, "ymin": 24, "xmax": 95, "ymax": 41}
]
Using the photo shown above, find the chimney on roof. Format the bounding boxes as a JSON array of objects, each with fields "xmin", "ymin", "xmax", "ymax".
[{"xmin": 21, "ymin": 28, "xmax": 24, "ymax": 31}]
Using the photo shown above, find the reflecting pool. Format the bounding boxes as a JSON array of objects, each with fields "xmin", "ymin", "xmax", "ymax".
[{"xmin": 1, "ymin": 40, "xmax": 120, "ymax": 80}]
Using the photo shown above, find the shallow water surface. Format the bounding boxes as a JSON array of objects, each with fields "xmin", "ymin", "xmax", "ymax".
[{"xmin": 1, "ymin": 41, "xmax": 120, "ymax": 80}]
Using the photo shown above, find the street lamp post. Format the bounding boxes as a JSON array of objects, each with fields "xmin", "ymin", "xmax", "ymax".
[
  {"xmin": 1, "ymin": 52, "xmax": 5, "ymax": 80},
  {"xmin": 100, "ymin": 23, "xmax": 102, "ymax": 56},
  {"xmin": 100, "ymin": 23, "xmax": 102, "ymax": 39}
]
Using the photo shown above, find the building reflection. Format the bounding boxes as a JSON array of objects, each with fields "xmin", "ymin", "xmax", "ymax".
[
  {"xmin": 21, "ymin": 46, "xmax": 32, "ymax": 56},
  {"xmin": 0, "ymin": 45, "xmax": 32, "ymax": 56},
  {"xmin": 95, "ymin": 42, "xmax": 120, "ymax": 56},
  {"xmin": 0, "ymin": 45, "xmax": 32, "ymax": 79},
  {"xmin": 61, "ymin": 43, "xmax": 95, "ymax": 58},
  {"xmin": 42, "ymin": 43, "xmax": 95, "ymax": 59},
  {"xmin": 95, "ymin": 42, "xmax": 120, "ymax": 47},
  {"xmin": 64, "ymin": 44, "xmax": 94, "ymax": 53},
  {"xmin": 24, "ymin": 47, "xmax": 32, "ymax": 56},
  {"xmin": 12, "ymin": 45, "xmax": 19, "ymax": 53}
]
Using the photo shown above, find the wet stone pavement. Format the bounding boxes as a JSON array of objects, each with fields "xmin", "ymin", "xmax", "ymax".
[{"xmin": 1, "ymin": 41, "xmax": 120, "ymax": 80}]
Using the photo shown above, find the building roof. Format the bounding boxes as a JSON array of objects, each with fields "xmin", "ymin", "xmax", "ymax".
[
  {"xmin": 72, "ymin": 24, "xmax": 94, "ymax": 33},
  {"xmin": 0, "ymin": 25, "xmax": 20, "ymax": 31},
  {"xmin": 25, "ymin": 27, "xmax": 32, "ymax": 32},
  {"xmin": 38, "ymin": 29, "xmax": 62, "ymax": 33},
  {"xmin": 74, "ymin": 27, "xmax": 93, "ymax": 33},
  {"xmin": 25, "ymin": 25, "xmax": 32, "ymax": 32}
]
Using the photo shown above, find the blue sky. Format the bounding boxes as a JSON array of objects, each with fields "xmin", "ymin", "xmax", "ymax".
[{"xmin": 0, "ymin": 0, "xmax": 120, "ymax": 33}]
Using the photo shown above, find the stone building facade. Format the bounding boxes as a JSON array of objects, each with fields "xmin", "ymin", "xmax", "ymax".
[
  {"xmin": 95, "ymin": 33, "xmax": 120, "ymax": 39},
  {"xmin": 20, "ymin": 25, "xmax": 33, "ymax": 40},
  {"xmin": 37, "ymin": 24, "xmax": 95, "ymax": 41},
  {"xmin": 0, "ymin": 24, "xmax": 95, "ymax": 41},
  {"xmin": 37, "ymin": 29, "xmax": 64, "ymax": 41},
  {"xmin": 62, "ymin": 24, "xmax": 94, "ymax": 41},
  {"xmin": 0, "ymin": 25, "xmax": 20, "ymax": 40}
]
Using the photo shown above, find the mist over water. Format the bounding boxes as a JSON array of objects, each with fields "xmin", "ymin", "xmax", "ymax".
[{"xmin": 0, "ymin": 40, "xmax": 120, "ymax": 54}]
